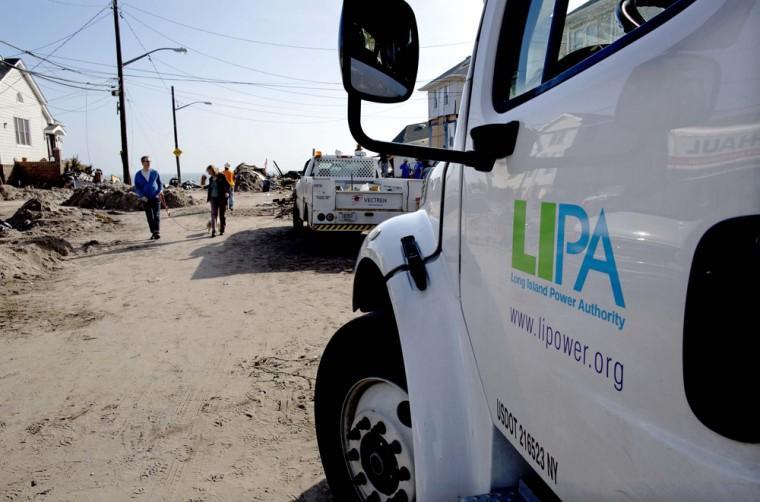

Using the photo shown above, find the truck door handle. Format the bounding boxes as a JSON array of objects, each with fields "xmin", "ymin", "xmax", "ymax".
[
  {"xmin": 401, "ymin": 235, "xmax": 427, "ymax": 291},
  {"xmin": 469, "ymin": 121, "xmax": 520, "ymax": 173}
]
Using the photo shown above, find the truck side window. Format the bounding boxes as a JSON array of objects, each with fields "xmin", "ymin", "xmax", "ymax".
[
  {"xmin": 550, "ymin": 0, "xmax": 666, "ymax": 78},
  {"xmin": 494, "ymin": 0, "xmax": 684, "ymax": 112},
  {"xmin": 502, "ymin": 0, "xmax": 557, "ymax": 100}
]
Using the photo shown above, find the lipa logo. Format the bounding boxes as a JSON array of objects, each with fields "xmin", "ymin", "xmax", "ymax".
[{"xmin": 512, "ymin": 200, "xmax": 625, "ymax": 308}]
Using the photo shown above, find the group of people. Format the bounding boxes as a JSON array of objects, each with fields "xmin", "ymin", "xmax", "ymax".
[
  {"xmin": 133, "ymin": 155, "xmax": 237, "ymax": 241},
  {"xmin": 378, "ymin": 153, "xmax": 430, "ymax": 179},
  {"xmin": 398, "ymin": 158, "xmax": 429, "ymax": 179},
  {"xmin": 204, "ymin": 163, "xmax": 235, "ymax": 238}
]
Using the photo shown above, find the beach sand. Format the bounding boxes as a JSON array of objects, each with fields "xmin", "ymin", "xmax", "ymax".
[{"xmin": 0, "ymin": 191, "xmax": 365, "ymax": 501}]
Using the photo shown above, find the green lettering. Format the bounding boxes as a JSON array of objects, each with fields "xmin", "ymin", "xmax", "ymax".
[
  {"xmin": 512, "ymin": 200, "xmax": 536, "ymax": 275},
  {"xmin": 538, "ymin": 202, "xmax": 556, "ymax": 281}
]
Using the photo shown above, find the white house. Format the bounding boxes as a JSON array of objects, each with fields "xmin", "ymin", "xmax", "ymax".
[
  {"xmin": 419, "ymin": 57, "xmax": 470, "ymax": 149},
  {"xmin": 0, "ymin": 58, "xmax": 65, "ymax": 180}
]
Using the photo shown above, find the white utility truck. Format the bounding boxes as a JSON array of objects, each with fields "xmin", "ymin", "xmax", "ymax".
[
  {"xmin": 293, "ymin": 152, "xmax": 424, "ymax": 232},
  {"xmin": 314, "ymin": 0, "xmax": 760, "ymax": 501}
]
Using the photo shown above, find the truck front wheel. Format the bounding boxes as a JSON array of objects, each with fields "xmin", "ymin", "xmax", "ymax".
[
  {"xmin": 293, "ymin": 199, "xmax": 303, "ymax": 231},
  {"xmin": 315, "ymin": 313, "xmax": 414, "ymax": 502}
]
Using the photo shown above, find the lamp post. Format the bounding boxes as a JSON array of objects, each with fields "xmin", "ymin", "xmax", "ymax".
[
  {"xmin": 112, "ymin": 0, "xmax": 186, "ymax": 184},
  {"xmin": 171, "ymin": 85, "xmax": 211, "ymax": 184}
]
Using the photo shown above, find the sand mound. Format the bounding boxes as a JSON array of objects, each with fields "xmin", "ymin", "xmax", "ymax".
[
  {"xmin": 161, "ymin": 188, "xmax": 197, "ymax": 209},
  {"xmin": 0, "ymin": 185, "xmax": 71, "ymax": 203},
  {"xmin": 64, "ymin": 186, "xmax": 196, "ymax": 211},
  {"xmin": 3, "ymin": 196, "xmax": 121, "ymax": 241},
  {"xmin": 0, "ymin": 236, "xmax": 74, "ymax": 282}
]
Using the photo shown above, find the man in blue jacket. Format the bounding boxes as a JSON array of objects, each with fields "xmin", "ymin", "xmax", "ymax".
[
  {"xmin": 399, "ymin": 159, "xmax": 411, "ymax": 179},
  {"xmin": 134, "ymin": 155, "xmax": 163, "ymax": 240},
  {"xmin": 413, "ymin": 159, "xmax": 425, "ymax": 179}
]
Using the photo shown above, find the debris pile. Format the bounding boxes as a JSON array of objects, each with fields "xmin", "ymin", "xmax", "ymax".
[
  {"xmin": 252, "ymin": 197, "xmax": 294, "ymax": 219},
  {"xmin": 234, "ymin": 163, "xmax": 268, "ymax": 192},
  {"xmin": 63, "ymin": 186, "xmax": 196, "ymax": 211},
  {"xmin": 233, "ymin": 163, "xmax": 300, "ymax": 193},
  {"xmin": 277, "ymin": 171, "xmax": 300, "ymax": 190},
  {"xmin": 7, "ymin": 198, "xmax": 56, "ymax": 231}
]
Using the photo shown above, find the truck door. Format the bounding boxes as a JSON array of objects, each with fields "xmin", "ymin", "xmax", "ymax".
[{"xmin": 458, "ymin": 0, "xmax": 758, "ymax": 497}]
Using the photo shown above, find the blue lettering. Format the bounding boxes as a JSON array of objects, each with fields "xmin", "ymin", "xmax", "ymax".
[
  {"xmin": 555, "ymin": 204, "xmax": 590, "ymax": 287},
  {"xmin": 574, "ymin": 210, "xmax": 626, "ymax": 308}
]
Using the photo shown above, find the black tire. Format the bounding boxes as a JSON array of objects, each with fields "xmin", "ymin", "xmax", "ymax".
[
  {"xmin": 293, "ymin": 197, "xmax": 303, "ymax": 232},
  {"xmin": 315, "ymin": 313, "xmax": 410, "ymax": 502}
]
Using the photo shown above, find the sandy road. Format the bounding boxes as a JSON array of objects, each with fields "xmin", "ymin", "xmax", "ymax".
[{"xmin": 0, "ymin": 192, "xmax": 365, "ymax": 501}]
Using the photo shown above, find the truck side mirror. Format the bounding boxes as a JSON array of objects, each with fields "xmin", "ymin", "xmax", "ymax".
[
  {"xmin": 338, "ymin": 0, "xmax": 517, "ymax": 172},
  {"xmin": 339, "ymin": 0, "xmax": 419, "ymax": 103}
]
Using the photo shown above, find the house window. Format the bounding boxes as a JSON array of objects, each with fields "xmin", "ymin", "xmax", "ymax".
[
  {"xmin": 14, "ymin": 117, "xmax": 31, "ymax": 146},
  {"xmin": 433, "ymin": 91, "xmax": 438, "ymax": 109},
  {"xmin": 16, "ymin": 92, "xmax": 24, "ymax": 103}
]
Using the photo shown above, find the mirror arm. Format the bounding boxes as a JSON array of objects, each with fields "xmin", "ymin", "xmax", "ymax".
[{"xmin": 348, "ymin": 96, "xmax": 497, "ymax": 172}]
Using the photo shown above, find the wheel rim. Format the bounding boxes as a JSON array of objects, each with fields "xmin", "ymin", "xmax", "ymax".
[{"xmin": 341, "ymin": 378, "xmax": 414, "ymax": 502}]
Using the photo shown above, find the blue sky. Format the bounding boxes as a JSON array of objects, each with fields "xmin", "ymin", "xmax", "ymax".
[{"xmin": 2, "ymin": 0, "xmax": 482, "ymax": 178}]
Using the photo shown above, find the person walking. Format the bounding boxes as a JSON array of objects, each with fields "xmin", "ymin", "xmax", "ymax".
[
  {"xmin": 134, "ymin": 155, "xmax": 163, "ymax": 240},
  {"xmin": 223, "ymin": 163, "xmax": 235, "ymax": 211},
  {"xmin": 206, "ymin": 165, "xmax": 230, "ymax": 238}
]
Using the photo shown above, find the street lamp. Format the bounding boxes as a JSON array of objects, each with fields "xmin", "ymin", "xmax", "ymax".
[
  {"xmin": 123, "ymin": 47, "xmax": 187, "ymax": 67},
  {"xmin": 111, "ymin": 0, "xmax": 186, "ymax": 184},
  {"xmin": 171, "ymin": 85, "xmax": 212, "ymax": 184}
]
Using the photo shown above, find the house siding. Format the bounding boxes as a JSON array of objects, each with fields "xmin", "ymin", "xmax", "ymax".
[
  {"xmin": 427, "ymin": 80, "xmax": 465, "ymax": 120},
  {"xmin": 0, "ymin": 67, "xmax": 50, "ymax": 168},
  {"xmin": 425, "ymin": 79, "xmax": 465, "ymax": 149}
]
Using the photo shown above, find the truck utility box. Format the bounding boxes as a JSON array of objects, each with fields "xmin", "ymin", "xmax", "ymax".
[{"xmin": 294, "ymin": 153, "xmax": 424, "ymax": 232}]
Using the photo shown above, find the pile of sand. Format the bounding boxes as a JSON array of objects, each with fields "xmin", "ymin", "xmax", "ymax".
[
  {"xmin": 64, "ymin": 186, "xmax": 196, "ymax": 211},
  {"xmin": 0, "ymin": 196, "xmax": 123, "ymax": 282},
  {"xmin": 5, "ymin": 198, "xmax": 118, "ymax": 237},
  {"xmin": 0, "ymin": 235, "xmax": 74, "ymax": 282}
]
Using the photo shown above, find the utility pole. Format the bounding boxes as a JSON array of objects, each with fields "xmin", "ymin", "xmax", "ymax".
[
  {"xmin": 171, "ymin": 86, "xmax": 181, "ymax": 184},
  {"xmin": 112, "ymin": 0, "xmax": 131, "ymax": 185}
]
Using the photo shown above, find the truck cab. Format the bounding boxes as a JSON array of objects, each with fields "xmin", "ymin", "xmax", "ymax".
[
  {"xmin": 314, "ymin": 0, "xmax": 759, "ymax": 501},
  {"xmin": 293, "ymin": 152, "xmax": 424, "ymax": 232}
]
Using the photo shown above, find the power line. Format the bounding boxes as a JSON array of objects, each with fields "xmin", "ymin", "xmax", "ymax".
[
  {"xmin": 0, "ymin": 60, "xmax": 112, "ymax": 92},
  {"xmin": 7, "ymin": 6, "xmax": 109, "ymax": 56},
  {"xmin": 122, "ymin": 11, "xmax": 343, "ymax": 86},
  {"xmin": 0, "ymin": 5, "xmax": 111, "ymax": 95},
  {"xmin": 121, "ymin": 2, "xmax": 471, "ymax": 52},
  {"xmin": 119, "ymin": 12, "xmax": 170, "ymax": 92},
  {"xmin": 48, "ymin": 0, "xmax": 104, "ymax": 7}
]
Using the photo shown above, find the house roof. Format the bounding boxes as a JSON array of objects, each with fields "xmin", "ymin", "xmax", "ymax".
[
  {"xmin": 0, "ymin": 58, "xmax": 63, "ymax": 130},
  {"xmin": 392, "ymin": 122, "xmax": 429, "ymax": 144},
  {"xmin": 0, "ymin": 57, "xmax": 21, "ymax": 81},
  {"xmin": 419, "ymin": 56, "xmax": 471, "ymax": 91}
]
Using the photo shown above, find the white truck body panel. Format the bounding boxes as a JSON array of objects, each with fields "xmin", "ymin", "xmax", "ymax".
[{"xmin": 347, "ymin": 0, "xmax": 760, "ymax": 499}]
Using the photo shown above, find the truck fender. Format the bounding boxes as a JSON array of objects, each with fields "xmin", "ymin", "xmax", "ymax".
[{"xmin": 352, "ymin": 211, "xmax": 526, "ymax": 500}]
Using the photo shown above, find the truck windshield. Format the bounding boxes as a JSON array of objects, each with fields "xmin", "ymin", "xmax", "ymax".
[{"xmin": 313, "ymin": 159, "xmax": 378, "ymax": 178}]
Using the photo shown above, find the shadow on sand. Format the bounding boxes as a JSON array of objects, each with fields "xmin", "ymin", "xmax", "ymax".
[
  {"xmin": 190, "ymin": 226, "xmax": 365, "ymax": 280},
  {"xmin": 295, "ymin": 479, "xmax": 334, "ymax": 501}
]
